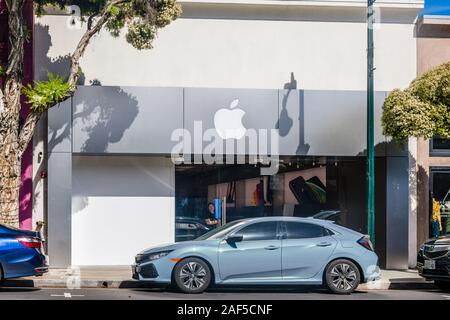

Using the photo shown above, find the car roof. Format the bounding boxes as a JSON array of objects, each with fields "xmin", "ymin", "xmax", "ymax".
[
  {"xmin": 235, "ymin": 216, "xmax": 362, "ymax": 237},
  {"xmin": 238, "ymin": 216, "xmax": 331, "ymax": 224}
]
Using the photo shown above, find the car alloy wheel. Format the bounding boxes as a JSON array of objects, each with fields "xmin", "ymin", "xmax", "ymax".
[
  {"xmin": 173, "ymin": 257, "xmax": 211, "ymax": 293},
  {"xmin": 325, "ymin": 259, "xmax": 360, "ymax": 294}
]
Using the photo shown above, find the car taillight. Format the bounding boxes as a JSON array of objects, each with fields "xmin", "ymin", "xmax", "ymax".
[
  {"xmin": 357, "ymin": 235, "xmax": 374, "ymax": 251},
  {"xmin": 16, "ymin": 236, "xmax": 42, "ymax": 249}
]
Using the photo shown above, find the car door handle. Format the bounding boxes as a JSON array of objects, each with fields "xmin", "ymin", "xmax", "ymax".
[
  {"xmin": 316, "ymin": 242, "xmax": 332, "ymax": 247},
  {"xmin": 264, "ymin": 245, "xmax": 280, "ymax": 250}
]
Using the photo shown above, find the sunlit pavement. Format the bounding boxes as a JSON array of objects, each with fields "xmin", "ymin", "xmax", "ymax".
[{"xmin": 0, "ymin": 287, "xmax": 449, "ymax": 300}]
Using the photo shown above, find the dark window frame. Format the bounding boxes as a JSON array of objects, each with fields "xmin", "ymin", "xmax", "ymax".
[{"xmin": 430, "ymin": 137, "xmax": 450, "ymax": 157}]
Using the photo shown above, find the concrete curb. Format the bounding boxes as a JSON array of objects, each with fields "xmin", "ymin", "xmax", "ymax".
[
  {"xmin": 358, "ymin": 280, "xmax": 437, "ymax": 291},
  {"xmin": 4, "ymin": 278, "xmax": 437, "ymax": 290}
]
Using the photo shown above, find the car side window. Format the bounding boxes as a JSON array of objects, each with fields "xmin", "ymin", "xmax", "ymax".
[
  {"xmin": 234, "ymin": 222, "xmax": 278, "ymax": 241},
  {"xmin": 284, "ymin": 222, "xmax": 328, "ymax": 239}
]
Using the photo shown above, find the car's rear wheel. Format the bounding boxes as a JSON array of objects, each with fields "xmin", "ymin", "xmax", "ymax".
[
  {"xmin": 435, "ymin": 280, "xmax": 450, "ymax": 292},
  {"xmin": 324, "ymin": 259, "xmax": 361, "ymax": 294},
  {"xmin": 173, "ymin": 257, "xmax": 211, "ymax": 294}
]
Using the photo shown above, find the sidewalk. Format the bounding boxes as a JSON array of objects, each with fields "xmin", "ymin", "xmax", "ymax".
[{"xmin": 1, "ymin": 267, "xmax": 435, "ymax": 290}]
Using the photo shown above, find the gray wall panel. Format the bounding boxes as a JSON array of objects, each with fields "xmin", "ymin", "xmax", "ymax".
[
  {"xmin": 47, "ymin": 152, "xmax": 72, "ymax": 268},
  {"xmin": 67, "ymin": 86, "xmax": 394, "ymax": 157},
  {"xmin": 184, "ymin": 88, "xmax": 279, "ymax": 155},
  {"xmin": 386, "ymin": 156, "xmax": 409, "ymax": 269},
  {"xmin": 72, "ymin": 86, "xmax": 183, "ymax": 154},
  {"xmin": 279, "ymin": 90, "xmax": 388, "ymax": 156},
  {"xmin": 299, "ymin": 90, "xmax": 388, "ymax": 156},
  {"xmin": 48, "ymin": 99, "xmax": 72, "ymax": 153}
]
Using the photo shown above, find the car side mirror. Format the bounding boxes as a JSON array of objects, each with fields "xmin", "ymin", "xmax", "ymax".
[{"xmin": 226, "ymin": 235, "xmax": 243, "ymax": 243}]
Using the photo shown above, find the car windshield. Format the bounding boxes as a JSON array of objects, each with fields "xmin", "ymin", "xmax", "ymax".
[{"xmin": 196, "ymin": 220, "xmax": 245, "ymax": 240}]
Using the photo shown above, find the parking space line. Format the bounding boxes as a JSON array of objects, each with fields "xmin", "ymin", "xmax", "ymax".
[{"xmin": 50, "ymin": 292, "xmax": 85, "ymax": 298}]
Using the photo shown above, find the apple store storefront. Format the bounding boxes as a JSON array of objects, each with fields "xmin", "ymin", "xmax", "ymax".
[{"xmin": 46, "ymin": 86, "xmax": 411, "ymax": 269}]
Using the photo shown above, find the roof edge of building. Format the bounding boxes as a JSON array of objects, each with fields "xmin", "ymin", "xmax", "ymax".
[
  {"xmin": 419, "ymin": 15, "xmax": 450, "ymax": 26},
  {"xmin": 178, "ymin": 0, "xmax": 424, "ymax": 10}
]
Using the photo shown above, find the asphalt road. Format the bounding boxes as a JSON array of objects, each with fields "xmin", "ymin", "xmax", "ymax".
[{"xmin": 0, "ymin": 286, "xmax": 449, "ymax": 300}]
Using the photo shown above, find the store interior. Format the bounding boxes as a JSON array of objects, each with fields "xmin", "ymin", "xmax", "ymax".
[
  {"xmin": 431, "ymin": 169, "xmax": 450, "ymax": 236},
  {"xmin": 175, "ymin": 156, "xmax": 369, "ymax": 235}
]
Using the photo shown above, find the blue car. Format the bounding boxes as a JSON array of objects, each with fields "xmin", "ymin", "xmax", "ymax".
[
  {"xmin": 132, "ymin": 217, "xmax": 380, "ymax": 294},
  {"xmin": 0, "ymin": 224, "xmax": 48, "ymax": 282}
]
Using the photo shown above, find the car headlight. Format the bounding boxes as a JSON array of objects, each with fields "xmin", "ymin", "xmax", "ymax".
[
  {"xmin": 418, "ymin": 245, "xmax": 425, "ymax": 255},
  {"xmin": 136, "ymin": 250, "xmax": 172, "ymax": 263}
]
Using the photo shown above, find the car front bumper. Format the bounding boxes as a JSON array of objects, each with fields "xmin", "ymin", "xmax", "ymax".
[
  {"xmin": 417, "ymin": 255, "xmax": 450, "ymax": 281},
  {"xmin": 132, "ymin": 259, "xmax": 173, "ymax": 284}
]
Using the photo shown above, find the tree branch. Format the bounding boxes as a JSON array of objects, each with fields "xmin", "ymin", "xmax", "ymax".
[
  {"xmin": 4, "ymin": 0, "xmax": 25, "ymax": 78},
  {"xmin": 18, "ymin": 111, "xmax": 40, "ymax": 156},
  {"xmin": 87, "ymin": 12, "xmax": 98, "ymax": 31},
  {"xmin": 66, "ymin": 0, "xmax": 128, "ymax": 92}
]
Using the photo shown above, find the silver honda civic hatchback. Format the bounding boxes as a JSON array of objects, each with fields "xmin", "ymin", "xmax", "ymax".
[{"xmin": 132, "ymin": 217, "xmax": 380, "ymax": 294}]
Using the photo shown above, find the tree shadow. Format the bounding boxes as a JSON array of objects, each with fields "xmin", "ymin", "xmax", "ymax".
[
  {"xmin": 35, "ymin": 22, "xmax": 139, "ymax": 154},
  {"xmin": 74, "ymin": 85, "xmax": 139, "ymax": 153},
  {"xmin": 35, "ymin": 23, "xmax": 83, "ymax": 156}
]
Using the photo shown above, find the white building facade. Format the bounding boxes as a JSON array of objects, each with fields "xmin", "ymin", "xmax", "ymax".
[{"xmin": 33, "ymin": 0, "xmax": 424, "ymax": 269}]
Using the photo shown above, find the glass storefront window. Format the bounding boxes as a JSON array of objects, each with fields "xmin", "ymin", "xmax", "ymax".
[{"xmin": 175, "ymin": 156, "xmax": 369, "ymax": 241}]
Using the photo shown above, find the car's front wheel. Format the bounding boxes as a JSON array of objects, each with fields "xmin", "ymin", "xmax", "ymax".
[
  {"xmin": 173, "ymin": 257, "xmax": 211, "ymax": 293},
  {"xmin": 324, "ymin": 259, "xmax": 361, "ymax": 294},
  {"xmin": 435, "ymin": 280, "xmax": 450, "ymax": 292}
]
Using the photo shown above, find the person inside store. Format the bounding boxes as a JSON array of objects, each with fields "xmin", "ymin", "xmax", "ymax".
[{"xmin": 205, "ymin": 202, "xmax": 219, "ymax": 228}]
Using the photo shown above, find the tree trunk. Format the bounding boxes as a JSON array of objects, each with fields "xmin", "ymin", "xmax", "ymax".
[
  {"xmin": 0, "ymin": 0, "xmax": 25, "ymax": 228},
  {"xmin": 0, "ymin": 156, "xmax": 20, "ymax": 228},
  {"xmin": 0, "ymin": 115, "xmax": 21, "ymax": 227},
  {"xmin": 0, "ymin": 1, "xmax": 115, "ymax": 227}
]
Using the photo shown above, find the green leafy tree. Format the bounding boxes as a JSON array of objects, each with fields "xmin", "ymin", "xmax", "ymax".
[
  {"xmin": 382, "ymin": 62, "xmax": 450, "ymax": 142},
  {"xmin": 0, "ymin": 0, "xmax": 181, "ymax": 227}
]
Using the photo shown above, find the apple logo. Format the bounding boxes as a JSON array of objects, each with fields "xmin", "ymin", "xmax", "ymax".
[{"xmin": 214, "ymin": 99, "xmax": 247, "ymax": 139}]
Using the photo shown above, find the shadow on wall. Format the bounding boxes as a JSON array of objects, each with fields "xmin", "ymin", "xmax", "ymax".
[
  {"xmin": 36, "ymin": 23, "xmax": 140, "ymax": 214},
  {"xmin": 35, "ymin": 23, "xmax": 140, "ymax": 154},
  {"xmin": 356, "ymin": 140, "xmax": 407, "ymax": 157},
  {"xmin": 47, "ymin": 84, "xmax": 139, "ymax": 154},
  {"xmin": 35, "ymin": 24, "xmax": 86, "ymax": 83},
  {"xmin": 37, "ymin": 22, "xmax": 82, "ymax": 155},
  {"xmin": 276, "ymin": 72, "xmax": 310, "ymax": 155},
  {"xmin": 417, "ymin": 163, "xmax": 430, "ymax": 247},
  {"xmin": 75, "ymin": 86, "xmax": 139, "ymax": 153}
]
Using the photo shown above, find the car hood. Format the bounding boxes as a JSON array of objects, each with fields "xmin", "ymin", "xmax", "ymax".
[
  {"xmin": 139, "ymin": 240, "xmax": 220, "ymax": 254},
  {"xmin": 424, "ymin": 236, "xmax": 450, "ymax": 246}
]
